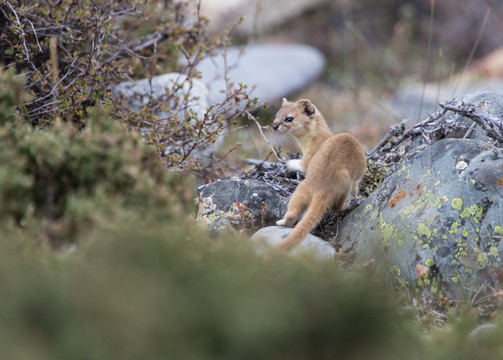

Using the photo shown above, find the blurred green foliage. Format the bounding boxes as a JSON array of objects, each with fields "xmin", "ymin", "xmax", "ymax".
[
  {"xmin": 1, "ymin": 218, "xmax": 503, "ymax": 359},
  {"xmin": 0, "ymin": 224, "xmax": 417, "ymax": 360}
]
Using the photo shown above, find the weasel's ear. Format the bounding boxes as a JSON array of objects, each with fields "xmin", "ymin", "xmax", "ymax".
[
  {"xmin": 295, "ymin": 99, "xmax": 316, "ymax": 117},
  {"xmin": 282, "ymin": 98, "xmax": 288, "ymax": 105}
]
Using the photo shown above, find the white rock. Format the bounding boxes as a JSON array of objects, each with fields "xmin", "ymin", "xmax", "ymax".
[
  {"xmin": 196, "ymin": 44, "xmax": 325, "ymax": 104},
  {"xmin": 251, "ymin": 226, "xmax": 336, "ymax": 260},
  {"xmin": 113, "ymin": 73, "xmax": 209, "ymax": 120}
]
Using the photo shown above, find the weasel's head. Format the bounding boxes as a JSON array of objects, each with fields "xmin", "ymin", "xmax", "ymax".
[{"xmin": 271, "ymin": 98, "xmax": 317, "ymax": 137}]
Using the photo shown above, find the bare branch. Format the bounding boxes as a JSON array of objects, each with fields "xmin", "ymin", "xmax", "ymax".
[{"xmin": 245, "ymin": 111, "xmax": 284, "ymax": 163}]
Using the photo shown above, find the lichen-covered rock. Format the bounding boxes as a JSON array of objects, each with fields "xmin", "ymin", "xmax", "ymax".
[
  {"xmin": 337, "ymin": 138, "xmax": 503, "ymax": 302},
  {"xmin": 251, "ymin": 226, "xmax": 336, "ymax": 260},
  {"xmin": 196, "ymin": 179, "xmax": 288, "ymax": 233}
]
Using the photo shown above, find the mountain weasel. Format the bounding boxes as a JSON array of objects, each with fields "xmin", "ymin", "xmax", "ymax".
[{"xmin": 271, "ymin": 98, "xmax": 366, "ymax": 251}]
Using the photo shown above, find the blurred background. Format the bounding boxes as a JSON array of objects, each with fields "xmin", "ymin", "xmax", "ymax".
[{"xmin": 198, "ymin": 0, "xmax": 503, "ymax": 155}]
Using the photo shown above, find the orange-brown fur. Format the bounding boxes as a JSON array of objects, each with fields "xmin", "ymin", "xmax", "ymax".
[{"xmin": 272, "ymin": 98, "xmax": 367, "ymax": 251}]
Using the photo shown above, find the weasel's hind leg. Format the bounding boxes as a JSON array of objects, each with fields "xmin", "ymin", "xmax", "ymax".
[{"xmin": 276, "ymin": 182, "xmax": 311, "ymax": 227}]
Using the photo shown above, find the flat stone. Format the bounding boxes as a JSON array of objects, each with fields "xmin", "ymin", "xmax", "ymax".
[
  {"xmin": 251, "ymin": 226, "xmax": 336, "ymax": 260},
  {"xmin": 195, "ymin": 44, "xmax": 325, "ymax": 104}
]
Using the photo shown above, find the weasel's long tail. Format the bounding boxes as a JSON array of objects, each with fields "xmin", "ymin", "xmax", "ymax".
[{"xmin": 276, "ymin": 194, "xmax": 332, "ymax": 251}]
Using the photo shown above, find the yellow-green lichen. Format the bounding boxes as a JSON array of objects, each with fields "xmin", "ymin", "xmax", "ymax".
[
  {"xmin": 208, "ymin": 214, "xmax": 219, "ymax": 223},
  {"xmin": 451, "ymin": 198, "xmax": 463, "ymax": 211},
  {"xmin": 495, "ymin": 226, "xmax": 503, "ymax": 235},
  {"xmin": 434, "ymin": 180, "xmax": 441, "ymax": 187},
  {"xmin": 364, "ymin": 204, "xmax": 373, "ymax": 214},
  {"xmin": 430, "ymin": 279, "xmax": 439, "ymax": 294},
  {"xmin": 370, "ymin": 208, "xmax": 379, "ymax": 221},
  {"xmin": 417, "ymin": 223, "xmax": 432, "ymax": 239},
  {"xmin": 449, "ymin": 222, "xmax": 460, "ymax": 235},
  {"xmin": 400, "ymin": 190, "xmax": 444, "ymax": 219},
  {"xmin": 490, "ymin": 246, "xmax": 499, "ymax": 257},
  {"xmin": 477, "ymin": 252, "xmax": 489, "ymax": 269},
  {"xmin": 379, "ymin": 218, "xmax": 407, "ymax": 249},
  {"xmin": 425, "ymin": 258, "xmax": 435, "ymax": 267},
  {"xmin": 455, "ymin": 239, "xmax": 468, "ymax": 258},
  {"xmin": 380, "ymin": 222, "xmax": 395, "ymax": 247},
  {"xmin": 461, "ymin": 229, "xmax": 469, "ymax": 238},
  {"xmin": 450, "ymin": 276, "xmax": 459, "ymax": 284},
  {"xmin": 460, "ymin": 204, "xmax": 483, "ymax": 223},
  {"xmin": 391, "ymin": 265, "xmax": 401, "ymax": 277}
]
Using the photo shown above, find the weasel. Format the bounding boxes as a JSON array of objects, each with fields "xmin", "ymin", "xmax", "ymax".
[{"xmin": 271, "ymin": 98, "xmax": 367, "ymax": 251}]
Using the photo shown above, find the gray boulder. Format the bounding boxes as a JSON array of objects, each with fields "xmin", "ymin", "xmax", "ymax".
[
  {"xmin": 251, "ymin": 226, "xmax": 336, "ymax": 260},
  {"xmin": 337, "ymin": 138, "xmax": 503, "ymax": 301},
  {"xmin": 196, "ymin": 179, "xmax": 289, "ymax": 233},
  {"xmin": 195, "ymin": 44, "xmax": 325, "ymax": 104}
]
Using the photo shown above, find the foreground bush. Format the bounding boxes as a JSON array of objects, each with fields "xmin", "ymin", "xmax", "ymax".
[
  {"xmin": 1, "ymin": 221, "xmax": 503, "ymax": 360},
  {"xmin": 0, "ymin": 223, "xmax": 420, "ymax": 360}
]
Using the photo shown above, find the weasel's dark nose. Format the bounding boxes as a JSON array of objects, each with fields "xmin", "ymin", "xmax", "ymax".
[{"xmin": 272, "ymin": 123, "xmax": 279, "ymax": 131}]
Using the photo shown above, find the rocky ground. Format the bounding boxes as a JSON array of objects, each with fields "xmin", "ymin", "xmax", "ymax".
[{"xmin": 197, "ymin": 90, "xmax": 503, "ymax": 312}]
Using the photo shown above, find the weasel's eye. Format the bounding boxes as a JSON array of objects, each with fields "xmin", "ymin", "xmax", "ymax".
[{"xmin": 285, "ymin": 117, "xmax": 294, "ymax": 123}]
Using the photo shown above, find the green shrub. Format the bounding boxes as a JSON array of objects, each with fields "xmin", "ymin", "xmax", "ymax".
[{"xmin": 0, "ymin": 69, "xmax": 180, "ymax": 245}]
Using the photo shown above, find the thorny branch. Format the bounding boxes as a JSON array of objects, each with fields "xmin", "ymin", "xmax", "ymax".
[
  {"xmin": 439, "ymin": 100, "xmax": 503, "ymax": 142},
  {"xmin": 368, "ymin": 99, "xmax": 503, "ymax": 164}
]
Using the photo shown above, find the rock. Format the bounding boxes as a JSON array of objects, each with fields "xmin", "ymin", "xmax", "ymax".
[
  {"xmin": 251, "ymin": 226, "xmax": 336, "ymax": 260},
  {"xmin": 393, "ymin": 80, "xmax": 503, "ymax": 122},
  {"xmin": 112, "ymin": 73, "xmax": 209, "ymax": 120},
  {"xmin": 337, "ymin": 138, "xmax": 503, "ymax": 301},
  {"xmin": 195, "ymin": 44, "xmax": 325, "ymax": 105},
  {"xmin": 196, "ymin": 179, "xmax": 289, "ymax": 233},
  {"xmin": 469, "ymin": 324, "xmax": 497, "ymax": 342},
  {"xmin": 199, "ymin": 0, "xmax": 327, "ymax": 35}
]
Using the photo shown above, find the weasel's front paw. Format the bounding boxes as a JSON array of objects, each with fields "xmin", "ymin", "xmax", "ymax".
[{"xmin": 276, "ymin": 218, "xmax": 286, "ymax": 226}]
